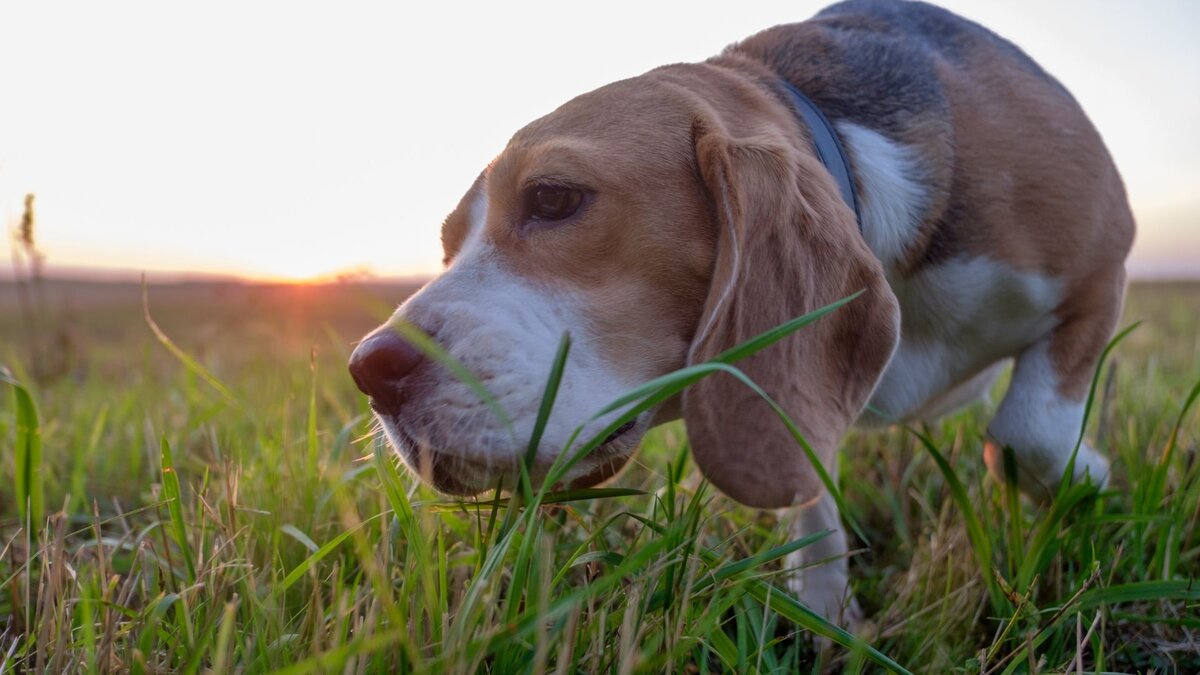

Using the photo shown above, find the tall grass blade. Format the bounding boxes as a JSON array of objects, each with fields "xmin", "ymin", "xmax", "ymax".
[
  {"xmin": 306, "ymin": 348, "xmax": 320, "ymax": 475},
  {"xmin": 373, "ymin": 436, "xmax": 442, "ymax": 642},
  {"xmin": 1016, "ymin": 482, "xmax": 1097, "ymax": 591},
  {"xmin": 279, "ymin": 512, "xmax": 386, "ymax": 592},
  {"xmin": 546, "ymin": 292, "xmax": 870, "ymax": 539},
  {"xmin": 646, "ymin": 530, "xmax": 833, "ymax": 611},
  {"xmin": 136, "ymin": 592, "xmax": 182, "ymax": 672},
  {"xmin": 555, "ymin": 359, "xmax": 868, "ymax": 544},
  {"xmin": 269, "ymin": 628, "xmax": 409, "ymax": 675},
  {"xmin": 159, "ymin": 436, "xmax": 197, "ymax": 585},
  {"xmin": 3, "ymin": 371, "xmax": 43, "ymax": 528},
  {"xmin": 498, "ymin": 331, "xmax": 573, "ymax": 538},
  {"xmin": 1149, "ymin": 373, "xmax": 1200, "ymax": 510},
  {"xmin": 712, "ymin": 290, "xmax": 862, "ymax": 364},
  {"xmin": 142, "ymin": 278, "xmax": 239, "ymax": 406},
  {"xmin": 907, "ymin": 427, "xmax": 1008, "ymax": 612},
  {"xmin": 728, "ymin": 563, "xmax": 911, "ymax": 674},
  {"xmin": 589, "ymin": 292, "xmax": 862, "ymax": 420},
  {"xmin": 1075, "ymin": 579, "xmax": 1200, "ymax": 610},
  {"xmin": 1058, "ymin": 321, "xmax": 1140, "ymax": 502},
  {"xmin": 522, "ymin": 332, "xmax": 571, "ymax": 491},
  {"xmin": 212, "ymin": 599, "xmax": 239, "ymax": 673},
  {"xmin": 279, "ymin": 524, "xmax": 319, "ymax": 554}
]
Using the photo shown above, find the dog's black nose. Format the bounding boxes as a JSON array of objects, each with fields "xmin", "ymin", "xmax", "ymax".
[{"xmin": 348, "ymin": 329, "xmax": 424, "ymax": 415}]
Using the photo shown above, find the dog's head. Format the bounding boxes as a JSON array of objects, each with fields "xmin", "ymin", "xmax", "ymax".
[{"xmin": 350, "ymin": 62, "xmax": 899, "ymax": 508}]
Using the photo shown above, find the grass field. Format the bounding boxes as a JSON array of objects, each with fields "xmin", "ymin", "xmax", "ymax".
[{"xmin": 2, "ymin": 278, "xmax": 1198, "ymax": 673}]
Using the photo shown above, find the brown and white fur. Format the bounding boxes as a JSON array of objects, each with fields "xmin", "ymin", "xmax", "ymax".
[{"xmin": 349, "ymin": 0, "xmax": 1134, "ymax": 624}]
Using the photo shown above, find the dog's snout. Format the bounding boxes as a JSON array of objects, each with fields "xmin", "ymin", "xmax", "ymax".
[{"xmin": 348, "ymin": 330, "xmax": 424, "ymax": 414}]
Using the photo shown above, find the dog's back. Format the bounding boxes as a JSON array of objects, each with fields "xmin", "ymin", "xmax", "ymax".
[{"xmin": 723, "ymin": 0, "xmax": 1134, "ymax": 283}]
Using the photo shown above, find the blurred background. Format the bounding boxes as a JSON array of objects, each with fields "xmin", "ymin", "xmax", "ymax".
[{"xmin": 2, "ymin": 0, "xmax": 1198, "ymax": 283}]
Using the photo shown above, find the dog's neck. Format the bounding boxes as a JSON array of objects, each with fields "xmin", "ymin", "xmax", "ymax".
[{"xmin": 775, "ymin": 79, "xmax": 862, "ymax": 231}]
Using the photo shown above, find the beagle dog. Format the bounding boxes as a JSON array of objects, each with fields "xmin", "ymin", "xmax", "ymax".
[{"xmin": 349, "ymin": 0, "xmax": 1134, "ymax": 623}]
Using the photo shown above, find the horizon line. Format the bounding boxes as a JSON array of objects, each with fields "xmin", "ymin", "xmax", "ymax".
[{"xmin": 1, "ymin": 261, "xmax": 1198, "ymax": 286}]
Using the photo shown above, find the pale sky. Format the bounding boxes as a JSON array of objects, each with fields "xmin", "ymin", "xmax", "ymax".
[{"xmin": 1, "ymin": 0, "xmax": 1197, "ymax": 281}]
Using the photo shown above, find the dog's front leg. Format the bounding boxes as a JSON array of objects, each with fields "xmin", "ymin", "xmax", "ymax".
[{"xmin": 783, "ymin": 487, "xmax": 862, "ymax": 629}]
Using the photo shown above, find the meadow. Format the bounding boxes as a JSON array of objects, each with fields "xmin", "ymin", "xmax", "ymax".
[{"xmin": 1, "ymin": 278, "xmax": 1198, "ymax": 673}]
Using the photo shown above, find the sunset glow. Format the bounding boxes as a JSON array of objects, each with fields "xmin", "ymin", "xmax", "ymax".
[{"xmin": 2, "ymin": 0, "xmax": 1197, "ymax": 280}]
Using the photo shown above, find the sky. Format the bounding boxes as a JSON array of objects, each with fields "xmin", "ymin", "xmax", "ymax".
[{"xmin": 1, "ymin": 0, "xmax": 1197, "ymax": 282}]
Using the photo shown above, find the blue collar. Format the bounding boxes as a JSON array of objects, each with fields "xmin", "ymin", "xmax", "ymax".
[{"xmin": 778, "ymin": 80, "xmax": 862, "ymax": 230}]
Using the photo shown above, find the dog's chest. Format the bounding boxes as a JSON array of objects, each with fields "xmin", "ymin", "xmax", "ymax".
[{"xmin": 862, "ymin": 257, "xmax": 1064, "ymax": 424}]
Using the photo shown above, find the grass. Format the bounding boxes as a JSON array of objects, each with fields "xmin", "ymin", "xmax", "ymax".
[{"xmin": 1, "ymin": 278, "xmax": 1198, "ymax": 673}]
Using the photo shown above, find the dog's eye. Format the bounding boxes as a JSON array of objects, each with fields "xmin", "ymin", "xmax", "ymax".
[{"xmin": 525, "ymin": 185, "xmax": 583, "ymax": 222}]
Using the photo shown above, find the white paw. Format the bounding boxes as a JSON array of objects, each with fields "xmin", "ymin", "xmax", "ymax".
[
  {"xmin": 1069, "ymin": 442, "xmax": 1110, "ymax": 489},
  {"xmin": 984, "ymin": 438, "xmax": 1110, "ymax": 501},
  {"xmin": 784, "ymin": 567, "xmax": 862, "ymax": 630}
]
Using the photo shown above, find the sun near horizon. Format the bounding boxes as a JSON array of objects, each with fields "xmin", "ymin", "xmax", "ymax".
[{"xmin": 2, "ymin": 0, "xmax": 1199, "ymax": 282}]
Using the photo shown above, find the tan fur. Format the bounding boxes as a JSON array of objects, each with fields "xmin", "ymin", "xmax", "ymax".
[{"xmin": 439, "ymin": 171, "xmax": 485, "ymax": 265}]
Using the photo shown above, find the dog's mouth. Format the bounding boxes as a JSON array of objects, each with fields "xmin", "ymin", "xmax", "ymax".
[
  {"xmin": 601, "ymin": 419, "xmax": 637, "ymax": 445},
  {"xmin": 378, "ymin": 413, "xmax": 646, "ymax": 495}
]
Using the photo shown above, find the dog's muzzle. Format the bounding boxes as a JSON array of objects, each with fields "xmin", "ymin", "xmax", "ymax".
[{"xmin": 349, "ymin": 326, "xmax": 637, "ymax": 494}]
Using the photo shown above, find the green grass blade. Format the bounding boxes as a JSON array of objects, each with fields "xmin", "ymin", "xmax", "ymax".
[
  {"xmin": 499, "ymin": 331, "xmax": 573, "ymax": 538},
  {"xmin": 142, "ymin": 277, "xmax": 240, "ymax": 406},
  {"xmin": 279, "ymin": 524, "xmax": 320, "ymax": 554},
  {"xmin": 705, "ymin": 624, "xmax": 742, "ymax": 671},
  {"xmin": 1148, "ymin": 372, "xmax": 1200, "ymax": 512},
  {"xmin": 537, "ymin": 359, "xmax": 866, "ymax": 546},
  {"xmin": 137, "ymin": 592, "xmax": 182, "ymax": 669},
  {"xmin": 1058, "ymin": 321, "xmax": 1140, "ymax": 502},
  {"xmin": 647, "ymin": 529, "xmax": 833, "ymax": 612},
  {"xmin": 307, "ymin": 348, "xmax": 320, "ymax": 476},
  {"xmin": 710, "ymin": 530, "xmax": 832, "ymax": 587},
  {"xmin": 542, "ymin": 293, "xmax": 869, "ymax": 538},
  {"xmin": 279, "ymin": 512, "xmax": 386, "ymax": 592},
  {"xmin": 724, "ymin": 561, "xmax": 911, "ymax": 674},
  {"xmin": 711, "ymin": 290, "xmax": 862, "ymax": 364},
  {"xmin": 211, "ymin": 598, "xmax": 239, "ymax": 673},
  {"xmin": 160, "ymin": 436, "xmax": 197, "ymax": 585},
  {"xmin": 1016, "ymin": 482, "xmax": 1097, "ymax": 591},
  {"xmin": 267, "ymin": 628, "xmax": 408, "ymax": 675},
  {"xmin": 591, "ymin": 292, "xmax": 863, "ymax": 419},
  {"xmin": 71, "ymin": 402, "xmax": 109, "ymax": 513},
  {"xmin": 3, "ymin": 371, "xmax": 43, "ymax": 529},
  {"xmin": 481, "ymin": 532, "xmax": 674, "ymax": 653},
  {"xmin": 573, "ymin": 360, "xmax": 868, "ymax": 546},
  {"xmin": 373, "ymin": 437, "xmax": 441, "ymax": 642},
  {"xmin": 1075, "ymin": 579, "xmax": 1200, "ymax": 611},
  {"xmin": 373, "ymin": 438, "xmax": 425, "ymax": 553},
  {"xmin": 906, "ymin": 427, "xmax": 1008, "ymax": 612},
  {"xmin": 522, "ymin": 332, "xmax": 571, "ymax": 492}
]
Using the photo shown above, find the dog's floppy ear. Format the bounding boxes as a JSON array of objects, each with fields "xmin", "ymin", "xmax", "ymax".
[{"xmin": 683, "ymin": 118, "xmax": 900, "ymax": 509}]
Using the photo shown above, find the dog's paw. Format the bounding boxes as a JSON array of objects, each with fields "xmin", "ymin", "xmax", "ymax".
[
  {"xmin": 1070, "ymin": 442, "xmax": 1111, "ymax": 489},
  {"xmin": 784, "ymin": 568, "xmax": 862, "ymax": 631},
  {"xmin": 984, "ymin": 438, "xmax": 1110, "ymax": 501}
]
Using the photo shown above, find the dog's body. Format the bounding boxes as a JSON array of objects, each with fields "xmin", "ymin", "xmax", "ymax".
[{"xmin": 350, "ymin": 0, "xmax": 1133, "ymax": 622}]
